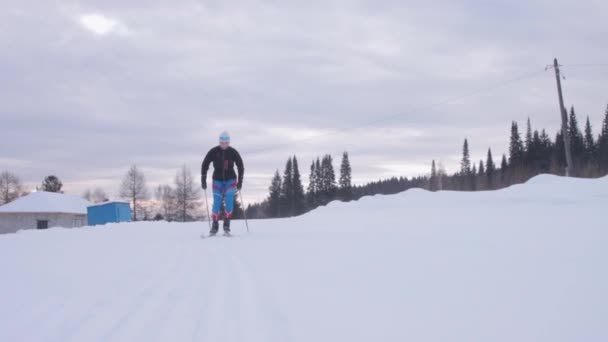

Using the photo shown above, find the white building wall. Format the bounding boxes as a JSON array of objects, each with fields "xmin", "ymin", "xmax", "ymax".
[{"xmin": 0, "ymin": 213, "xmax": 87, "ymax": 234}]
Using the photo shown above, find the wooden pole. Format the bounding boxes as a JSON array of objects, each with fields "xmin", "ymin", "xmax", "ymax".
[{"xmin": 553, "ymin": 58, "xmax": 574, "ymax": 176}]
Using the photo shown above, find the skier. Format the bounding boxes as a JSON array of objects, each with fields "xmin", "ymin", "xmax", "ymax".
[{"xmin": 201, "ymin": 131, "xmax": 244, "ymax": 236}]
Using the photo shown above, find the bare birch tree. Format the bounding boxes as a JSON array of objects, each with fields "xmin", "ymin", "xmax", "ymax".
[
  {"xmin": 155, "ymin": 184, "xmax": 177, "ymax": 221},
  {"xmin": 119, "ymin": 165, "xmax": 149, "ymax": 221},
  {"xmin": 174, "ymin": 165, "xmax": 200, "ymax": 222},
  {"xmin": 0, "ymin": 171, "xmax": 23, "ymax": 205}
]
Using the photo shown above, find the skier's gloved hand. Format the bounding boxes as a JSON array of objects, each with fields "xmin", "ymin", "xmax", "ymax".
[
  {"xmin": 237, "ymin": 180, "xmax": 243, "ymax": 190},
  {"xmin": 201, "ymin": 178, "xmax": 207, "ymax": 190}
]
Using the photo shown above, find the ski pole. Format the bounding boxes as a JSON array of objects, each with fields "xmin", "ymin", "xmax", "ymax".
[
  {"xmin": 238, "ymin": 190, "xmax": 250, "ymax": 233},
  {"xmin": 203, "ymin": 188, "xmax": 212, "ymax": 230}
]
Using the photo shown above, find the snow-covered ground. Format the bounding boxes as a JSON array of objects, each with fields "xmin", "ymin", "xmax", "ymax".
[{"xmin": 1, "ymin": 175, "xmax": 607, "ymax": 342}]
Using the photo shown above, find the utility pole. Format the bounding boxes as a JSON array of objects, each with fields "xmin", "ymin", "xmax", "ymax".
[{"xmin": 552, "ymin": 58, "xmax": 574, "ymax": 176}]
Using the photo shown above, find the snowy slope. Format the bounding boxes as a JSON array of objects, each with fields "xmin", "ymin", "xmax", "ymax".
[{"xmin": 0, "ymin": 175, "xmax": 607, "ymax": 342}]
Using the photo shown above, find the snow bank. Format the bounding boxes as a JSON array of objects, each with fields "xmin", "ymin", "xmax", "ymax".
[{"xmin": 0, "ymin": 175, "xmax": 606, "ymax": 342}]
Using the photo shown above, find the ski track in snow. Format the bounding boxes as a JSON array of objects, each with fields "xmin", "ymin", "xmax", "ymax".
[
  {"xmin": 0, "ymin": 232, "xmax": 294, "ymax": 342},
  {"xmin": 195, "ymin": 238, "xmax": 291, "ymax": 342},
  {"xmin": 49, "ymin": 236, "xmax": 288, "ymax": 342},
  {"xmin": 55, "ymin": 241, "xmax": 189, "ymax": 342},
  {"xmin": 99, "ymin": 242, "xmax": 189, "ymax": 342}
]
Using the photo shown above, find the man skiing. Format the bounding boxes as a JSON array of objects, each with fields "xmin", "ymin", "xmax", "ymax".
[{"xmin": 201, "ymin": 131, "xmax": 244, "ymax": 236}]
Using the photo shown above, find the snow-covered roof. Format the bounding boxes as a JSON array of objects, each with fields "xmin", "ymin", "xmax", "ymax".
[
  {"xmin": 0, "ymin": 191, "xmax": 91, "ymax": 214},
  {"xmin": 87, "ymin": 201, "xmax": 130, "ymax": 208}
]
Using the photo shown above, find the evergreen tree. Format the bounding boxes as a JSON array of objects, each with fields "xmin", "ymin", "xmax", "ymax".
[
  {"xmin": 429, "ymin": 160, "xmax": 438, "ymax": 191},
  {"xmin": 471, "ymin": 164, "xmax": 477, "ymax": 191},
  {"xmin": 509, "ymin": 121, "xmax": 524, "ymax": 166},
  {"xmin": 500, "ymin": 154, "xmax": 508, "ymax": 186},
  {"xmin": 583, "ymin": 116, "xmax": 596, "ymax": 162},
  {"xmin": 485, "ymin": 148, "xmax": 495, "ymax": 189},
  {"xmin": 540, "ymin": 129, "xmax": 552, "ymax": 149},
  {"xmin": 603, "ymin": 105, "xmax": 608, "ymax": 138},
  {"xmin": 291, "ymin": 156, "xmax": 306, "ymax": 215},
  {"xmin": 267, "ymin": 170, "xmax": 282, "ymax": 217},
  {"xmin": 508, "ymin": 121, "xmax": 525, "ymax": 182},
  {"xmin": 539, "ymin": 129, "xmax": 553, "ymax": 173},
  {"xmin": 437, "ymin": 161, "xmax": 446, "ymax": 191},
  {"xmin": 307, "ymin": 160, "xmax": 317, "ymax": 208},
  {"xmin": 41, "ymin": 175, "xmax": 63, "ymax": 193},
  {"xmin": 530, "ymin": 129, "xmax": 542, "ymax": 173},
  {"xmin": 320, "ymin": 154, "xmax": 337, "ymax": 203},
  {"xmin": 327, "ymin": 155, "xmax": 337, "ymax": 196},
  {"xmin": 460, "ymin": 138, "xmax": 472, "ymax": 190},
  {"xmin": 553, "ymin": 130, "xmax": 567, "ymax": 174},
  {"xmin": 460, "ymin": 138, "xmax": 471, "ymax": 175},
  {"xmin": 339, "ymin": 151, "xmax": 353, "ymax": 200},
  {"xmin": 280, "ymin": 158, "xmax": 294, "ymax": 216},
  {"xmin": 600, "ymin": 105, "xmax": 608, "ymax": 172},
  {"xmin": 314, "ymin": 157, "xmax": 323, "ymax": 202},
  {"xmin": 525, "ymin": 117, "xmax": 533, "ymax": 155},
  {"xmin": 568, "ymin": 107, "xmax": 584, "ymax": 172},
  {"xmin": 477, "ymin": 160, "xmax": 484, "ymax": 190}
]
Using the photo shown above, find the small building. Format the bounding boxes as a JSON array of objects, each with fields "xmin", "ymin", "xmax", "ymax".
[
  {"xmin": 87, "ymin": 201, "xmax": 132, "ymax": 226},
  {"xmin": 0, "ymin": 191, "xmax": 91, "ymax": 234}
]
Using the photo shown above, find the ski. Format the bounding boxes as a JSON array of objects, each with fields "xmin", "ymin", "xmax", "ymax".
[{"xmin": 201, "ymin": 232, "xmax": 232, "ymax": 238}]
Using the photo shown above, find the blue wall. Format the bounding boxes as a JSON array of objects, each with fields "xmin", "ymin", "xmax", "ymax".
[{"xmin": 87, "ymin": 202, "xmax": 132, "ymax": 226}]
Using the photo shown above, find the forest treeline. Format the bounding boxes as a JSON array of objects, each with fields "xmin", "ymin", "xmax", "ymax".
[{"xmin": 245, "ymin": 104, "xmax": 608, "ymax": 219}]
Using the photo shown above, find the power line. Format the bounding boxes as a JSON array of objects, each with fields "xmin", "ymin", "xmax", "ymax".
[
  {"xmin": 561, "ymin": 63, "xmax": 608, "ymax": 68},
  {"xmin": 333, "ymin": 69, "xmax": 547, "ymax": 132},
  {"xmin": 243, "ymin": 67, "xmax": 549, "ymax": 156}
]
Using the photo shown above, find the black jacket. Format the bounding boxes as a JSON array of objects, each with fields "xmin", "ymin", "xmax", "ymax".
[{"xmin": 201, "ymin": 146, "xmax": 244, "ymax": 183}]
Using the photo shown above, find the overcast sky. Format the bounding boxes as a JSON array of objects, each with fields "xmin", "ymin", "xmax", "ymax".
[{"xmin": 1, "ymin": 0, "xmax": 607, "ymax": 203}]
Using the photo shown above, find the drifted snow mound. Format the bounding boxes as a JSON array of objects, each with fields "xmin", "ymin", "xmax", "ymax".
[{"xmin": 0, "ymin": 175, "xmax": 607, "ymax": 342}]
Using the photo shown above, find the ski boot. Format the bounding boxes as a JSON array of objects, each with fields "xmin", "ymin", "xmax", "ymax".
[
  {"xmin": 209, "ymin": 221, "xmax": 219, "ymax": 236},
  {"xmin": 223, "ymin": 219, "xmax": 231, "ymax": 236}
]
